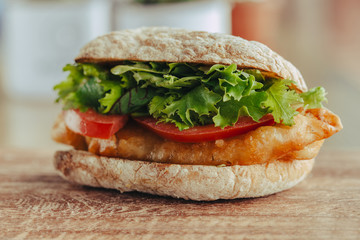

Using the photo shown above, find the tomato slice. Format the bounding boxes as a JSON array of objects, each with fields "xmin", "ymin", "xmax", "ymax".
[
  {"xmin": 63, "ymin": 109, "xmax": 128, "ymax": 139},
  {"xmin": 133, "ymin": 115, "xmax": 274, "ymax": 143}
]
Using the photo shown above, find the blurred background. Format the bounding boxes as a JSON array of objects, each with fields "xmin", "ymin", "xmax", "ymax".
[{"xmin": 0, "ymin": 0, "xmax": 358, "ymax": 151}]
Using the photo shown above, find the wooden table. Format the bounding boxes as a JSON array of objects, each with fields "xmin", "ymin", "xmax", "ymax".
[{"xmin": 1, "ymin": 149, "xmax": 359, "ymax": 239}]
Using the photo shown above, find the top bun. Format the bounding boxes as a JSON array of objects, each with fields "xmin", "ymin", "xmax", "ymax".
[{"xmin": 75, "ymin": 27, "xmax": 307, "ymax": 92}]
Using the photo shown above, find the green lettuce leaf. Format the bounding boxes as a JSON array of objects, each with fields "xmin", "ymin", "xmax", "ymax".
[
  {"xmin": 76, "ymin": 77, "xmax": 104, "ymax": 109},
  {"xmin": 55, "ymin": 61, "xmax": 329, "ymax": 131},
  {"xmin": 213, "ymin": 91, "xmax": 269, "ymax": 128},
  {"xmin": 168, "ymin": 62, "xmax": 202, "ymax": 77},
  {"xmin": 111, "ymin": 62, "xmax": 201, "ymax": 90},
  {"xmin": 98, "ymin": 80, "xmax": 123, "ymax": 113},
  {"xmin": 162, "ymin": 86, "xmax": 222, "ymax": 129},
  {"xmin": 149, "ymin": 95, "xmax": 175, "ymax": 118},
  {"xmin": 54, "ymin": 64, "xmax": 84, "ymax": 102},
  {"xmin": 54, "ymin": 64, "xmax": 107, "ymax": 111},
  {"xmin": 242, "ymin": 69, "xmax": 265, "ymax": 82},
  {"xmin": 82, "ymin": 63, "xmax": 110, "ymax": 81},
  {"xmin": 263, "ymin": 79, "xmax": 303, "ymax": 125},
  {"xmin": 300, "ymin": 86, "xmax": 327, "ymax": 110},
  {"xmin": 108, "ymin": 87, "xmax": 157, "ymax": 115},
  {"xmin": 218, "ymin": 64, "xmax": 247, "ymax": 101},
  {"xmin": 111, "ymin": 64, "xmax": 165, "ymax": 76}
]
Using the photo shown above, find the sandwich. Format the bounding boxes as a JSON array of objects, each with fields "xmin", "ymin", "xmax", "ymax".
[{"xmin": 52, "ymin": 27, "xmax": 342, "ymax": 201}]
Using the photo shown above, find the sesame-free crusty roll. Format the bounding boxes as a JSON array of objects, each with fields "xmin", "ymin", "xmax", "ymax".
[{"xmin": 52, "ymin": 27, "xmax": 342, "ymax": 200}]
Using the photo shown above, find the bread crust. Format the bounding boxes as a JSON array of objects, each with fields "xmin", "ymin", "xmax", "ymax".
[
  {"xmin": 75, "ymin": 27, "xmax": 307, "ymax": 92},
  {"xmin": 54, "ymin": 150, "xmax": 314, "ymax": 201}
]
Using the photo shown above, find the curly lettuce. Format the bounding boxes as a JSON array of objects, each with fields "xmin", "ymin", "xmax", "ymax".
[{"xmin": 54, "ymin": 61, "xmax": 327, "ymax": 130}]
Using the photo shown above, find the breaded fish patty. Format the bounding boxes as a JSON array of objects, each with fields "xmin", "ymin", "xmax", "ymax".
[{"xmin": 52, "ymin": 108, "xmax": 341, "ymax": 166}]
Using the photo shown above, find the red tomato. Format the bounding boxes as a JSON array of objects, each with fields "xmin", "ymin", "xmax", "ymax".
[
  {"xmin": 133, "ymin": 115, "xmax": 274, "ymax": 143},
  {"xmin": 63, "ymin": 109, "xmax": 128, "ymax": 139}
]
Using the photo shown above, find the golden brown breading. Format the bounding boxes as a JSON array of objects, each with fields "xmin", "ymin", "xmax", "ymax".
[
  {"xmin": 52, "ymin": 108, "xmax": 342, "ymax": 166},
  {"xmin": 52, "ymin": 113, "xmax": 87, "ymax": 150}
]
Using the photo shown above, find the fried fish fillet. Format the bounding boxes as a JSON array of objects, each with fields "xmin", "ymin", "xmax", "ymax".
[{"xmin": 52, "ymin": 108, "xmax": 342, "ymax": 166}]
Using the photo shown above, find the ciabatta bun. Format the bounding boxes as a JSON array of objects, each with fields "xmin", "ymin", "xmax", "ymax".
[
  {"xmin": 75, "ymin": 27, "xmax": 307, "ymax": 92},
  {"xmin": 55, "ymin": 150, "xmax": 314, "ymax": 201}
]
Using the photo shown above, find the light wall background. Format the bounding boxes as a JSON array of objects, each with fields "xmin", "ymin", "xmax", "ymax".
[{"xmin": 0, "ymin": 0, "xmax": 358, "ymax": 151}]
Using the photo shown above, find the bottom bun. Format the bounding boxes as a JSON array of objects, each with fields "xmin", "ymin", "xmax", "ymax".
[{"xmin": 54, "ymin": 150, "xmax": 314, "ymax": 201}]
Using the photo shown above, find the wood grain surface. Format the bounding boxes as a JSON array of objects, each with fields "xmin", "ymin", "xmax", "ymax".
[{"xmin": 0, "ymin": 148, "xmax": 359, "ymax": 240}]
